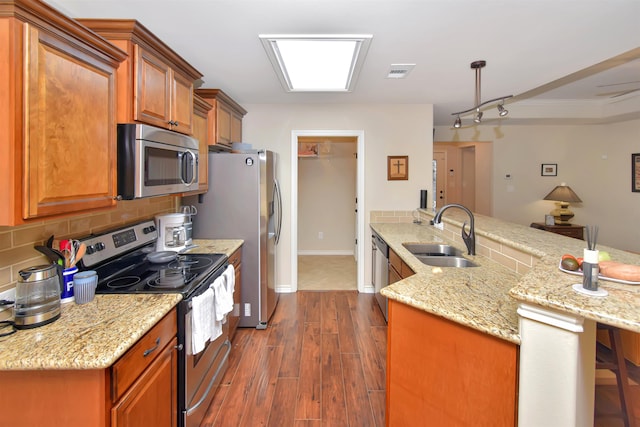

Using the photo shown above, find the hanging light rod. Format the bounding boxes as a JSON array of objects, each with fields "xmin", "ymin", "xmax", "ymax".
[{"xmin": 451, "ymin": 60, "xmax": 513, "ymax": 128}]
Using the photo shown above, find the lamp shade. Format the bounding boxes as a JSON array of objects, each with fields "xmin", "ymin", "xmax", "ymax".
[{"xmin": 543, "ymin": 185, "xmax": 582, "ymax": 203}]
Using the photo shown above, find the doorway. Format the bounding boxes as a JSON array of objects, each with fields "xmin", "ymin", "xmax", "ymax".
[
  {"xmin": 290, "ymin": 130, "xmax": 365, "ymax": 293},
  {"xmin": 433, "ymin": 141, "xmax": 493, "ymax": 216}
]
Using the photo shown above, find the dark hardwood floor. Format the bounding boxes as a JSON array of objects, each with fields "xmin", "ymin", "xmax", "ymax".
[
  {"xmin": 201, "ymin": 291, "xmax": 387, "ymax": 426},
  {"xmin": 201, "ymin": 290, "xmax": 639, "ymax": 426}
]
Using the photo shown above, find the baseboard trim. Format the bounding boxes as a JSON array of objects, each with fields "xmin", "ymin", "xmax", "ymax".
[{"xmin": 298, "ymin": 250, "xmax": 355, "ymax": 256}]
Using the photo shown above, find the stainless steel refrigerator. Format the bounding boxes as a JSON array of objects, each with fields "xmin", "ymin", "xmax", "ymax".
[{"xmin": 185, "ymin": 150, "xmax": 282, "ymax": 329}]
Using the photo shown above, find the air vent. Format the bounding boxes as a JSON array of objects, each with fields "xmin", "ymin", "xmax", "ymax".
[{"xmin": 386, "ymin": 64, "xmax": 415, "ymax": 79}]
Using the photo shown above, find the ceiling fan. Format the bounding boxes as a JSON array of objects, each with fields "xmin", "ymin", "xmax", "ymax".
[{"xmin": 596, "ymin": 80, "xmax": 640, "ymax": 98}]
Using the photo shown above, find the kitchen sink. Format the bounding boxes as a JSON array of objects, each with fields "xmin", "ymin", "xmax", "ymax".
[
  {"xmin": 415, "ymin": 255, "xmax": 479, "ymax": 268},
  {"xmin": 402, "ymin": 243, "xmax": 463, "ymax": 257}
]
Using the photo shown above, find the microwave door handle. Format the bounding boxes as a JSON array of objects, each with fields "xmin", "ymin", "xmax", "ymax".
[{"xmin": 180, "ymin": 150, "xmax": 197, "ymax": 185}]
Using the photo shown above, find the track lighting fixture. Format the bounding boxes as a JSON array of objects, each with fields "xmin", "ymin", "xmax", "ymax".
[
  {"xmin": 451, "ymin": 60, "xmax": 513, "ymax": 128},
  {"xmin": 497, "ymin": 103, "xmax": 508, "ymax": 117}
]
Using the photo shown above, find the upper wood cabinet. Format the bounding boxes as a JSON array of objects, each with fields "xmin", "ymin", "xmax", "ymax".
[
  {"xmin": 77, "ymin": 19, "xmax": 203, "ymax": 135},
  {"xmin": 191, "ymin": 94, "xmax": 213, "ymax": 194},
  {"xmin": 0, "ymin": 0, "xmax": 126, "ymax": 226},
  {"xmin": 195, "ymin": 89, "xmax": 247, "ymax": 150}
]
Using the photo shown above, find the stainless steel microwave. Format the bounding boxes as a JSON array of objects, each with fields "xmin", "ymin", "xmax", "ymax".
[{"xmin": 117, "ymin": 124, "xmax": 199, "ymax": 199}]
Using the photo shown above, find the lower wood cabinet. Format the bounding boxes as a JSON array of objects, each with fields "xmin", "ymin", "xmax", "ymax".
[
  {"xmin": 228, "ymin": 246, "xmax": 242, "ymax": 341},
  {"xmin": 389, "ymin": 248, "xmax": 415, "ymax": 282},
  {"xmin": 0, "ymin": 308, "xmax": 178, "ymax": 427},
  {"xmin": 386, "ymin": 300, "xmax": 518, "ymax": 426}
]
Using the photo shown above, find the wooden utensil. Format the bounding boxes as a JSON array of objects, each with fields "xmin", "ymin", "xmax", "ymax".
[{"xmin": 72, "ymin": 243, "xmax": 86, "ymax": 267}]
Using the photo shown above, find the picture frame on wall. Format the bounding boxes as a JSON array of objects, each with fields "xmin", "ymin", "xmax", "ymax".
[
  {"xmin": 541, "ymin": 163, "xmax": 557, "ymax": 176},
  {"xmin": 388, "ymin": 156, "xmax": 409, "ymax": 180},
  {"xmin": 633, "ymin": 153, "xmax": 640, "ymax": 192}
]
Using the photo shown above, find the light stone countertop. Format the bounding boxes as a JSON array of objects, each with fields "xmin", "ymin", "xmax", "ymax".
[
  {"xmin": 0, "ymin": 239, "xmax": 243, "ymax": 371},
  {"xmin": 376, "ymin": 211, "xmax": 640, "ymax": 344},
  {"xmin": 374, "ymin": 222, "xmax": 522, "ymax": 344}
]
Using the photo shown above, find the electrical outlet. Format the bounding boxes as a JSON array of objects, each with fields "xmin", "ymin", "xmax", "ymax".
[
  {"xmin": 318, "ymin": 231, "xmax": 324, "ymax": 240},
  {"xmin": 244, "ymin": 303, "xmax": 251, "ymax": 317},
  {"xmin": 0, "ymin": 288, "xmax": 15, "ymax": 315},
  {"xmin": 433, "ymin": 222, "xmax": 444, "ymax": 230}
]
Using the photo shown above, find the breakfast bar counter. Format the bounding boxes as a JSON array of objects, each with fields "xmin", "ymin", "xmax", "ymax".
[{"xmin": 374, "ymin": 209, "xmax": 640, "ymax": 427}]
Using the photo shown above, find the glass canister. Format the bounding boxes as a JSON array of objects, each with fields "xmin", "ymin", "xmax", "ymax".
[{"xmin": 14, "ymin": 264, "xmax": 61, "ymax": 329}]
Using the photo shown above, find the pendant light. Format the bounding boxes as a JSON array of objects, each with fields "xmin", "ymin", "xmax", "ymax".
[{"xmin": 451, "ymin": 60, "xmax": 513, "ymax": 128}]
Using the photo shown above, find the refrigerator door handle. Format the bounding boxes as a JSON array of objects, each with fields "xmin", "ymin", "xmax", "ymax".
[{"xmin": 274, "ymin": 179, "xmax": 283, "ymax": 245}]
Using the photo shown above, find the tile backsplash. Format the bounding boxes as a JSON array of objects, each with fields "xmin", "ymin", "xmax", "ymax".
[{"xmin": 0, "ymin": 196, "xmax": 179, "ymax": 296}]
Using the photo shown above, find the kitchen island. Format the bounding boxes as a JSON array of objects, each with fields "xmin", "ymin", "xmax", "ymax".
[{"xmin": 375, "ymin": 210, "xmax": 640, "ymax": 427}]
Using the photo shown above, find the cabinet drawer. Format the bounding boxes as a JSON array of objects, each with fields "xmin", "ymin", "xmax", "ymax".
[
  {"xmin": 389, "ymin": 248, "xmax": 402, "ymax": 274},
  {"xmin": 111, "ymin": 309, "xmax": 177, "ymax": 401},
  {"xmin": 401, "ymin": 261, "xmax": 415, "ymax": 278}
]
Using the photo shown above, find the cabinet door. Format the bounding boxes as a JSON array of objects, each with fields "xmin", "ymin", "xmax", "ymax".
[
  {"xmin": 171, "ymin": 70, "xmax": 194, "ymax": 135},
  {"xmin": 112, "ymin": 337, "xmax": 178, "ymax": 427},
  {"xmin": 228, "ymin": 248, "xmax": 242, "ymax": 340},
  {"xmin": 192, "ymin": 101, "xmax": 209, "ymax": 193},
  {"xmin": 230, "ymin": 112, "xmax": 242, "ymax": 143},
  {"xmin": 134, "ymin": 45, "xmax": 172, "ymax": 129},
  {"xmin": 216, "ymin": 103, "xmax": 232, "ymax": 147},
  {"xmin": 24, "ymin": 24, "xmax": 117, "ymax": 218}
]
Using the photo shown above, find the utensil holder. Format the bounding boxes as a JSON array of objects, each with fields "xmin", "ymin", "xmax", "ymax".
[
  {"xmin": 582, "ymin": 249, "xmax": 599, "ymax": 291},
  {"xmin": 61, "ymin": 266, "xmax": 78, "ymax": 303}
]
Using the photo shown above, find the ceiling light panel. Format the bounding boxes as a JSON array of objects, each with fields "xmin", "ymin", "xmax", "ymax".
[{"xmin": 259, "ymin": 34, "xmax": 373, "ymax": 92}]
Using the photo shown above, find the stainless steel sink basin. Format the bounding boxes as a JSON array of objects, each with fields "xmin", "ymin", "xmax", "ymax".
[
  {"xmin": 415, "ymin": 255, "xmax": 479, "ymax": 268},
  {"xmin": 402, "ymin": 243, "xmax": 463, "ymax": 257}
]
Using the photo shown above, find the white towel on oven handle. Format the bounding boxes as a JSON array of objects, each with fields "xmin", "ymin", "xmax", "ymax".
[
  {"xmin": 213, "ymin": 265, "xmax": 235, "ymax": 322},
  {"xmin": 191, "ymin": 287, "xmax": 213, "ymax": 355}
]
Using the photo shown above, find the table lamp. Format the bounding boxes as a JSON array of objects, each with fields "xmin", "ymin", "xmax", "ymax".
[{"xmin": 543, "ymin": 183, "xmax": 582, "ymax": 225}]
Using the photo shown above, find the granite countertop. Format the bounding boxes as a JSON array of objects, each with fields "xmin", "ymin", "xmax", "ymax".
[
  {"xmin": 376, "ymin": 211, "xmax": 640, "ymax": 343},
  {"xmin": 0, "ymin": 239, "xmax": 243, "ymax": 371},
  {"xmin": 374, "ymin": 222, "xmax": 522, "ymax": 344}
]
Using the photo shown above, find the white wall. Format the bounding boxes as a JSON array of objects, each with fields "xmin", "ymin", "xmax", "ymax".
[
  {"xmin": 243, "ymin": 104, "xmax": 434, "ymax": 289},
  {"xmin": 435, "ymin": 118, "xmax": 640, "ymax": 252},
  {"xmin": 298, "ymin": 141, "xmax": 357, "ymax": 254}
]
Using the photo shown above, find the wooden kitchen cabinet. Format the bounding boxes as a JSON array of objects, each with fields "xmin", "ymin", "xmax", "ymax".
[
  {"xmin": 195, "ymin": 89, "xmax": 247, "ymax": 150},
  {"xmin": 0, "ymin": 0, "xmax": 126, "ymax": 225},
  {"xmin": 386, "ymin": 300, "xmax": 518, "ymax": 426},
  {"xmin": 77, "ymin": 19, "xmax": 203, "ymax": 135},
  {"xmin": 0, "ymin": 308, "xmax": 178, "ymax": 427},
  {"xmin": 389, "ymin": 248, "xmax": 415, "ymax": 281},
  {"xmin": 190, "ymin": 94, "xmax": 213, "ymax": 194},
  {"xmin": 228, "ymin": 246, "xmax": 243, "ymax": 340}
]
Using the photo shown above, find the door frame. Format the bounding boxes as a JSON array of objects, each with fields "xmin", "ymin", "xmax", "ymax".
[{"xmin": 290, "ymin": 130, "xmax": 366, "ymax": 293}]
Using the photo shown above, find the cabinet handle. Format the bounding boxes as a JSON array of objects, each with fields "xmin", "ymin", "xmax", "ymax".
[
  {"xmin": 143, "ymin": 337, "xmax": 161, "ymax": 357},
  {"xmin": 174, "ymin": 343, "xmax": 184, "ymax": 351}
]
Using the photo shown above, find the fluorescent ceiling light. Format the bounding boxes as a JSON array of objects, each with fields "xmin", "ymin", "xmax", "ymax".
[{"xmin": 259, "ymin": 34, "xmax": 372, "ymax": 92}]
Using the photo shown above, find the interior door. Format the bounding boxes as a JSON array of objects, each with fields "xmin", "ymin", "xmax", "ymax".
[
  {"xmin": 433, "ymin": 151, "xmax": 447, "ymax": 209},
  {"xmin": 460, "ymin": 146, "xmax": 476, "ymax": 211}
]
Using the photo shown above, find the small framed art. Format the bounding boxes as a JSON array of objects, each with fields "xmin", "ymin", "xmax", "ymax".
[
  {"xmin": 388, "ymin": 156, "xmax": 409, "ymax": 180},
  {"xmin": 633, "ymin": 153, "xmax": 640, "ymax": 192},
  {"xmin": 541, "ymin": 163, "xmax": 557, "ymax": 176}
]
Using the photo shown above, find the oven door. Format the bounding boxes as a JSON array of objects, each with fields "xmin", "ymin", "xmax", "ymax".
[{"xmin": 182, "ymin": 309, "xmax": 230, "ymax": 427}]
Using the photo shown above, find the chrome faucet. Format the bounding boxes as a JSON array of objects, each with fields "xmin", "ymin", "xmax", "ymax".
[{"xmin": 431, "ymin": 204, "xmax": 476, "ymax": 255}]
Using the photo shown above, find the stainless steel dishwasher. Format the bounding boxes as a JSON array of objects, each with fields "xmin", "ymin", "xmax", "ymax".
[{"xmin": 372, "ymin": 230, "xmax": 389, "ymax": 321}]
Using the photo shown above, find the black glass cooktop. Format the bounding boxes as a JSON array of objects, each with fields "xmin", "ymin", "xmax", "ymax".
[{"xmin": 92, "ymin": 245, "xmax": 227, "ymax": 297}]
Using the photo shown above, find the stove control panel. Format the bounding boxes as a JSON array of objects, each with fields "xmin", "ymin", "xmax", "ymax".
[{"xmin": 79, "ymin": 220, "xmax": 158, "ymax": 268}]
